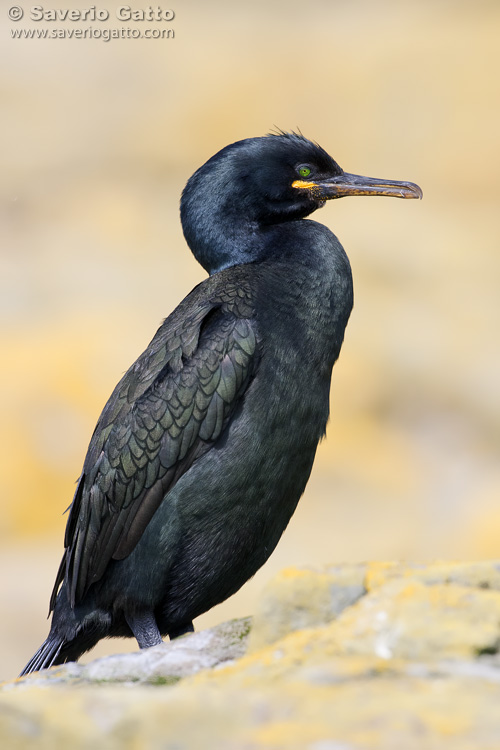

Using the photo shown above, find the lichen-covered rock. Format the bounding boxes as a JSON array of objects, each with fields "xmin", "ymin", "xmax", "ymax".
[
  {"xmin": 6, "ymin": 617, "xmax": 251, "ymax": 689},
  {"xmin": 363, "ymin": 560, "xmax": 500, "ymax": 592},
  {"xmin": 248, "ymin": 563, "xmax": 366, "ymax": 651},
  {"xmin": 249, "ymin": 560, "xmax": 500, "ymax": 655},
  {"xmin": 3, "ymin": 561, "xmax": 500, "ymax": 749},
  {"xmin": 331, "ymin": 578, "xmax": 500, "ymax": 660}
]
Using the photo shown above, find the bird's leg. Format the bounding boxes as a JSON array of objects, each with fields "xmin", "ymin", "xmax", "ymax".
[
  {"xmin": 169, "ymin": 621, "xmax": 194, "ymax": 640},
  {"xmin": 126, "ymin": 610, "xmax": 163, "ymax": 649}
]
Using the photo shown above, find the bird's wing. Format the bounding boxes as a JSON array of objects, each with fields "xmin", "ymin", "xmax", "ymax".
[{"xmin": 51, "ymin": 282, "xmax": 258, "ymax": 609}]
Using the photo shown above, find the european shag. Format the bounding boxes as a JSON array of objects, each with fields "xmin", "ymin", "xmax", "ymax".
[{"xmin": 21, "ymin": 133, "xmax": 421, "ymax": 675}]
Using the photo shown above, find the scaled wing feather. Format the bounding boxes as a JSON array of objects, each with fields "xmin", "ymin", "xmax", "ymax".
[{"xmin": 51, "ymin": 284, "xmax": 258, "ymax": 610}]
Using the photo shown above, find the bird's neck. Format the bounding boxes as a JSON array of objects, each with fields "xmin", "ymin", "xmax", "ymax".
[
  {"xmin": 258, "ymin": 219, "xmax": 354, "ymax": 331},
  {"xmin": 183, "ymin": 204, "xmax": 340, "ymax": 278},
  {"xmin": 191, "ymin": 220, "xmax": 262, "ymax": 275},
  {"xmin": 181, "ymin": 201, "xmax": 264, "ymax": 275}
]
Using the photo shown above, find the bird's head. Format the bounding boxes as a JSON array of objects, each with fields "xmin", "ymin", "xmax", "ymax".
[{"xmin": 180, "ymin": 132, "xmax": 422, "ymax": 274}]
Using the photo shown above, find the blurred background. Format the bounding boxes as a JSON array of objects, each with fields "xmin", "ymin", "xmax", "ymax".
[{"xmin": 1, "ymin": 0, "xmax": 499, "ymax": 680}]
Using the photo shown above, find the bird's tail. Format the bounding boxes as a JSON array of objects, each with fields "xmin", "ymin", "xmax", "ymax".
[
  {"xmin": 20, "ymin": 614, "xmax": 106, "ymax": 677},
  {"xmin": 19, "ymin": 634, "xmax": 66, "ymax": 676}
]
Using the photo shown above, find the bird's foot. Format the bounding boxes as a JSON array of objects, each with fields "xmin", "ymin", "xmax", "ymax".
[
  {"xmin": 169, "ymin": 621, "xmax": 194, "ymax": 640},
  {"xmin": 126, "ymin": 610, "xmax": 163, "ymax": 649}
]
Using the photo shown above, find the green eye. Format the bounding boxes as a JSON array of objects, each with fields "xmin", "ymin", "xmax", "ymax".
[{"xmin": 298, "ymin": 166, "xmax": 312, "ymax": 178}]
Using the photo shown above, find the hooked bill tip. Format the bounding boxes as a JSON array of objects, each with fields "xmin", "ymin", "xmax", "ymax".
[{"xmin": 404, "ymin": 182, "xmax": 423, "ymax": 200}]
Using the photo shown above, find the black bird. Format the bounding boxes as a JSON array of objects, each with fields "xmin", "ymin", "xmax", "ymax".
[{"xmin": 21, "ymin": 133, "xmax": 421, "ymax": 674}]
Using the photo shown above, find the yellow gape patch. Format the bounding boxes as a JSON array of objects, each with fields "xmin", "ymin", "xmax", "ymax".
[{"xmin": 291, "ymin": 180, "xmax": 317, "ymax": 190}]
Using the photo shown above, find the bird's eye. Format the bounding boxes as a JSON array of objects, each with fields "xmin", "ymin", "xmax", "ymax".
[{"xmin": 298, "ymin": 166, "xmax": 312, "ymax": 178}]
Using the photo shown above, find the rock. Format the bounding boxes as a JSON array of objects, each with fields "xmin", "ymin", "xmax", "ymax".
[
  {"xmin": 248, "ymin": 563, "xmax": 366, "ymax": 651},
  {"xmin": 6, "ymin": 617, "xmax": 251, "ymax": 689},
  {"xmin": 331, "ymin": 578, "xmax": 500, "ymax": 660},
  {"xmin": 3, "ymin": 562, "xmax": 500, "ymax": 749},
  {"xmin": 363, "ymin": 560, "xmax": 500, "ymax": 591},
  {"xmin": 250, "ymin": 560, "xmax": 500, "ymax": 655}
]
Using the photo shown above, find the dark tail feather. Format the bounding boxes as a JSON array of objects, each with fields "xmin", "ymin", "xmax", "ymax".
[
  {"xmin": 19, "ymin": 635, "xmax": 65, "ymax": 677},
  {"xmin": 20, "ymin": 621, "xmax": 105, "ymax": 677}
]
